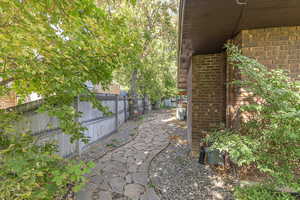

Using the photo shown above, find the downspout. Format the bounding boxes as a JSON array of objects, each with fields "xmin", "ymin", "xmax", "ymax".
[
  {"xmin": 177, "ymin": 0, "xmax": 185, "ymax": 88},
  {"xmin": 231, "ymin": 0, "xmax": 248, "ymax": 38}
]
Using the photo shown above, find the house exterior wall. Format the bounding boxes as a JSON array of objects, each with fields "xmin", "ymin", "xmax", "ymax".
[
  {"xmin": 0, "ymin": 92, "xmax": 17, "ymax": 109},
  {"xmin": 227, "ymin": 26, "xmax": 300, "ymax": 129},
  {"xmin": 189, "ymin": 26, "xmax": 300, "ymax": 155},
  {"xmin": 189, "ymin": 53, "xmax": 226, "ymax": 154},
  {"xmin": 187, "ymin": 64, "xmax": 193, "ymax": 149},
  {"xmin": 93, "ymin": 83, "xmax": 121, "ymax": 95},
  {"xmin": 242, "ymin": 26, "xmax": 300, "ymax": 81}
]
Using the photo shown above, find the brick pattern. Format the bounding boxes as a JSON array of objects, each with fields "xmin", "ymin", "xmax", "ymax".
[
  {"xmin": 189, "ymin": 53, "xmax": 226, "ymax": 154},
  {"xmin": 0, "ymin": 92, "xmax": 17, "ymax": 109},
  {"xmin": 187, "ymin": 64, "xmax": 193, "ymax": 149},
  {"xmin": 242, "ymin": 26, "xmax": 300, "ymax": 81},
  {"xmin": 187, "ymin": 26, "xmax": 300, "ymax": 154},
  {"xmin": 227, "ymin": 26, "xmax": 300, "ymax": 129}
]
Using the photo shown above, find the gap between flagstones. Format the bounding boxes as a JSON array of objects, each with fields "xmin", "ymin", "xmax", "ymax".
[{"xmin": 76, "ymin": 110, "xmax": 173, "ymax": 200}]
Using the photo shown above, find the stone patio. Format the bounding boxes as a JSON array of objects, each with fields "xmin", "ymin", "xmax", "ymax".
[
  {"xmin": 77, "ymin": 111, "xmax": 171, "ymax": 200},
  {"xmin": 77, "ymin": 110, "xmax": 234, "ymax": 200}
]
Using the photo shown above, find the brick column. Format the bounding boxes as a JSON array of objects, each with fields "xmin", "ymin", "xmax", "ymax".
[{"xmin": 188, "ymin": 53, "xmax": 226, "ymax": 155}]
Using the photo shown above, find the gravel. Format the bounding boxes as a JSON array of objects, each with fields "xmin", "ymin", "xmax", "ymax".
[{"xmin": 149, "ymin": 116, "xmax": 236, "ymax": 200}]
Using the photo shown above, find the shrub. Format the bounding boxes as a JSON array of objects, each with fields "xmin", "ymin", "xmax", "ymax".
[
  {"xmin": 0, "ymin": 132, "xmax": 95, "ymax": 200},
  {"xmin": 207, "ymin": 44, "xmax": 300, "ymax": 196},
  {"xmin": 234, "ymin": 185, "xmax": 296, "ymax": 200}
]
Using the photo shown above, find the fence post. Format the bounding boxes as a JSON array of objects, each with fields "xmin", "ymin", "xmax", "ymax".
[
  {"xmin": 75, "ymin": 95, "xmax": 81, "ymax": 157},
  {"xmin": 115, "ymin": 95, "xmax": 119, "ymax": 131},
  {"xmin": 143, "ymin": 95, "xmax": 146, "ymax": 114},
  {"xmin": 124, "ymin": 96, "xmax": 127, "ymax": 122}
]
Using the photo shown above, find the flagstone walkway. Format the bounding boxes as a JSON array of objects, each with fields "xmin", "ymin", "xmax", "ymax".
[{"xmin": 77, "ymin": 111, "xmax": 171, "ymax": 200}]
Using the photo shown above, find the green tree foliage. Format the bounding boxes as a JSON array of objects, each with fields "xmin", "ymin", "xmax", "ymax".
[
  {"xmin": 133, "ymin": 0, "xmax": 178, "ymax": 101},
  {"xmin": 0, "ymin": 0, "xmax": 141, "ymax": 198},
  {"xmin": 0, "ymin": 0, "xmax": 140, "ymax": 141},
  {"xmin": 207, "ymin": 44, "xmax": 300, "ymax": 199},
  {"xmin": 0, "ymin": 131, "xmax": 95, "ymax": 200},
  {"xmin": 100, "ymin": 0, "xmax": 178, "ymax": 102}
]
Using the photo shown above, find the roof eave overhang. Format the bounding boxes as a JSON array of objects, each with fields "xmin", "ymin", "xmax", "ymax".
[
  {"xmin": 177, "ymin": 0, "xmax": 300, "ymax": 91},
  {"xmin": 177, "ymin": 0, "xmax": 186, "ymax": 91}
]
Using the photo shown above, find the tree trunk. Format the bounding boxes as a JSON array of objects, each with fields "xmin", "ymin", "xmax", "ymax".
[
  {"xmin": 143, "ymin": 94, "xmax": 148, "ymax": 114},
  {"xmin": 129, "ymin": 69, "xmax": 138, "ymax": 120}
]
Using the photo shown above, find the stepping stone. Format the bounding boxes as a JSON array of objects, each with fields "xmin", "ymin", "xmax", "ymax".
[
  {"xmin": 124, "ymin": 184, "xmax": 145, "ymax": 199},
  {"xmin": 132, "ymin": 172, "xmax": 148, "ymax": 185},
  {"xmin": 109, "ymin": 177, "xmax": 126, "ymax": 193},
  {"xmin": 98, "ymin": 180, "xmax": 111, "ymax": 191},
  {"xmin": 126, "ymin": 174, "xmax": 133, "ymax": 183},
  {"xmin": 135, "ymin": 152, "xmax": 147, "ymax": 161},
  {"xmin": 99, "ymin": 191, "xmax": 112, "ymax": 200},
  {"xmin": 146, "ymin": 188, "xmax": 160, "ymax": 200},
  {"xmin": 128, "ymin": 163, "xmax": 138, "ymax": 173},
  {"xmin": 140, "ymin": 188, "xmax": 160, "ymax": 200}
]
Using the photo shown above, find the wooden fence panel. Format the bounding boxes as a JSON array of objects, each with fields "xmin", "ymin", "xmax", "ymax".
[{"xmin": 12, "ymin": 94, "xmax": 150, "ymax": 157}]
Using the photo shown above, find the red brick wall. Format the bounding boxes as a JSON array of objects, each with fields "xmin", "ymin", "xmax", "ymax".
[
  {"xmin": 227, "ymin": 26, "xmax": 300, "ymax": 129},
  {"xmin": 242, "ymin": 27, "xmax": 300, "ymax": 81},
  {"xmin": 186, "ymin": 26, "xmax": 300, "ymax": 154},
  {"xmin": 189, "ymin": 53, "xmax": 226, "ymax": 154},
  {"xmin": 0, "ymin": 92, "xmax": 17, "ymax": 109},
  {"xmin": 187, "ymin": 63, "xmax": 193, "ymax": 149}
]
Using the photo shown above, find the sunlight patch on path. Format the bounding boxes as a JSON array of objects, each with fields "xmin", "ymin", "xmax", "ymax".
[{"xmin": 77, "ymin": 111, "xmax": 171, "ymax": 200}]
